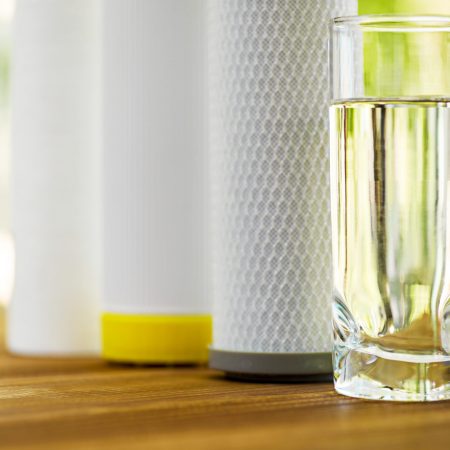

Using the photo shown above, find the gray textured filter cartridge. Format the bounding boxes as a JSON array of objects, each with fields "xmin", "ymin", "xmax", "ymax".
[{"xmin": 209, "ymin": 0, "xmax": 357, "ymax": 378}]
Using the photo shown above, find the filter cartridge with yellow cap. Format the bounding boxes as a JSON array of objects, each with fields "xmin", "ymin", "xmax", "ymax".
[{"xmin": 102, "ymin": 0, "xmax": 210, "ymax": 364}]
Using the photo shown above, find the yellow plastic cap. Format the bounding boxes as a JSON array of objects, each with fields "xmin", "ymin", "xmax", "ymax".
[{"xmin": 102, "ymin": 313, "xmax": 212, "ymax": 364}]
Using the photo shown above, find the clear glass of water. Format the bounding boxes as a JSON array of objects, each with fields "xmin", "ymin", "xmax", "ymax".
[{"xmin": 330, "ymin": 15, "xmax": 450, "ymax": 401}]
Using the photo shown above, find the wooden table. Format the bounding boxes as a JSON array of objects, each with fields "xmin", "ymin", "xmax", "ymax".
[{"xmin": 0, "ymin": 307, "xmax": 448, "ymax": 450}]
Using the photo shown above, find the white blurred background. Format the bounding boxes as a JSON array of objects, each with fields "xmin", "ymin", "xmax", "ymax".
[{"xmin": 0, "ymin": 0, "xmax": 16, "ymax": 306}]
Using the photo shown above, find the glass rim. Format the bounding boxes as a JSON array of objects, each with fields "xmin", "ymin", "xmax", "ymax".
[{"xmin": 332, "ymin": 14, "xmax": 450, "ymax": 32}]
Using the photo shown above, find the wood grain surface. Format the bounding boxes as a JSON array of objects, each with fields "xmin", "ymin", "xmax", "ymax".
[{"xmin": 0, "ymin": 306, "xmax": 448, "ymax": 450}]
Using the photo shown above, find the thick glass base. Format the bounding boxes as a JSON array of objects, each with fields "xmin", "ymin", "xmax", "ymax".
[{"xmin": 334, "ymin": 344, "xmax": 450, "ymax": 402}]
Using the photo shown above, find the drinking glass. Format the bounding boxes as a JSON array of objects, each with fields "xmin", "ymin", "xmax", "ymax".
[{"xmin": 330, "ymin": 15, "xmax": 450, "ymax": 401}]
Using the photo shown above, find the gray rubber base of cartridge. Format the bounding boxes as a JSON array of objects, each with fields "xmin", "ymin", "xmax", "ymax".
[{"xmin": 209, "ymin": 349, "xmax": 332, "ymax": 382}]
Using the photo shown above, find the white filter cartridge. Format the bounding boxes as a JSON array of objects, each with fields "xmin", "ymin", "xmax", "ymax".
[
  {"xmin": 209, "ymin": 0, "xmax": 357, "ymax": 378},
  {"xmin": 102, "ymin": 0, "xmax": 210, "ymax": 363},
  {"xmin": 8, "ymin": 0, "xmax": 101, "ymax": 355}
]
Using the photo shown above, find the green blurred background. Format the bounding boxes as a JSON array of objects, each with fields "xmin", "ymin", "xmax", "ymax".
[
  {"xmin": 359, "ymin": 0, "xmax": 450, "ymax": 15},
  {"xmin": 0, "ymin": 1, "xmax": 12, "ymax": 231},
  {"xmin": 359, "ymin": 1, "xmax": 450, "ymax": 97}
]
